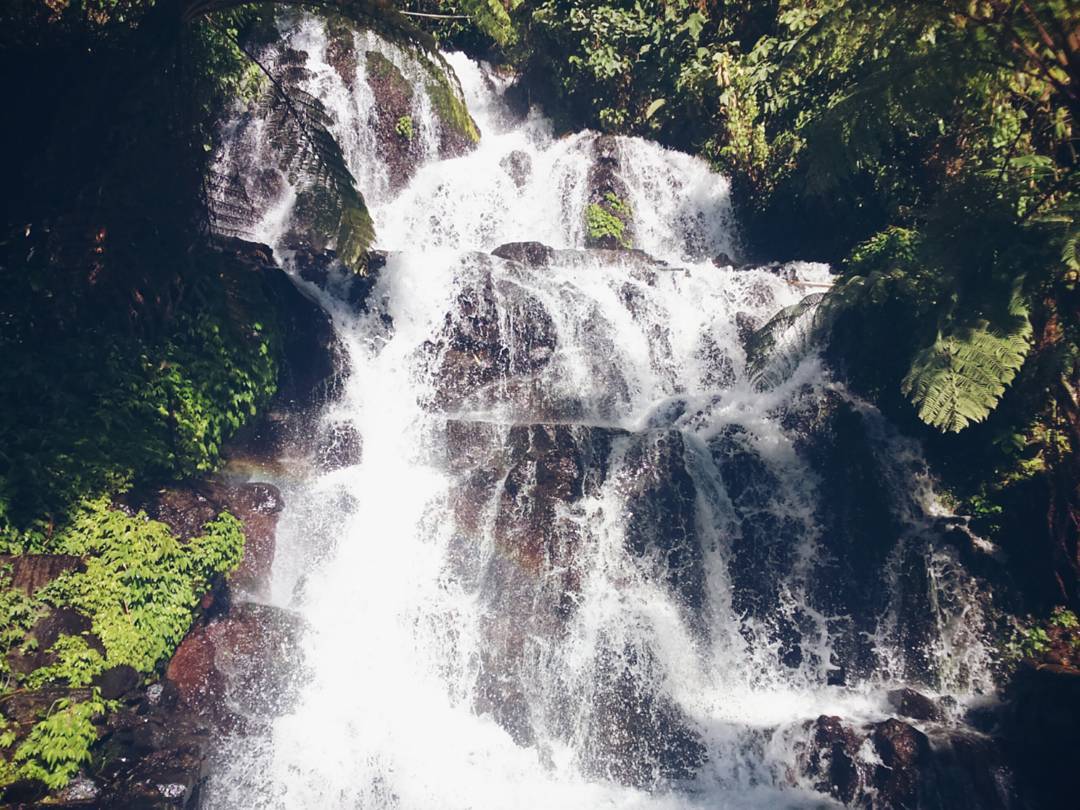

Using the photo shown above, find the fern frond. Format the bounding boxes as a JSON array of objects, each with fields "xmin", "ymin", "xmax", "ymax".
[
  {"xmin": 745, "ymin": 292, "xmax": 827, "ymax": 388},
  {"xmin": 901, "ymin": 294, "xmax": 1033, "ymax": 432},
  {"xmin": 457, "ymin": 0, "xmax": 517, "ymax": 45},
  {"xmin": 237, "ymin": 36, "xmax": 376, "ymax": 272}
]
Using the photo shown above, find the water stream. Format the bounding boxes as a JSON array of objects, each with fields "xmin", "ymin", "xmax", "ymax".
[{"xmin": 205, "ymin": 15, "xmax": 997, "ymax": 809}]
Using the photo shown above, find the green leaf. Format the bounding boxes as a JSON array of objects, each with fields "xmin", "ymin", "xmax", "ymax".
[{"xmin": 644, "ymin": 98, "xmax": 667, "ymax": 120}]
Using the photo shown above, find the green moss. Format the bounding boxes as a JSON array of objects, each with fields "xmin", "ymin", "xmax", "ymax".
[
  {"xmin": 395, "ymin": 114, "xmax": 414, "ymax": 141},
  {"xmin": 365, "ymin": 50, "xmax": 413, "ymax": 101},
  {"xmin": 422, "ymin": 61, "xmax": 481, "ymax": 145}
]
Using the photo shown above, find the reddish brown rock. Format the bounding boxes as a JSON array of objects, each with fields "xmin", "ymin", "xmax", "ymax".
[
  {"xmin": 165, "ymin": 602, "xmax": 305, "ymax": 725},
  {"xmin": 119, "ymin": 481, "xmax": 283, "ymax": 597},
  {"xmin": 0, "ymin": 554, "xmax": 82, "ymax": 593}
]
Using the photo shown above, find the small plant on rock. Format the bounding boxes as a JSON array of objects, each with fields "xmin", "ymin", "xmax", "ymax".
[
  {"xmin": 395, "ymin": 114, "xmax": 414, "ymax": 141},
  {"xmin": 586, "ymin": 192, "xmax": 633, "ymax": 248}
]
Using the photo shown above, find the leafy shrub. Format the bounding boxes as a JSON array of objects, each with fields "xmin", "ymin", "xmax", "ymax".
[
  {"xmin": 1, "ymin": 499, "xmax": 244, "ymax": 791},
  {"xmin": 585, "ymin": 192, "xmax": 632, "ymax": 247},
  {"xmin": 40, "ymin": 498, "xmax": 244, "ymax": 674},
  {"xmin": 0, "ymin": 240, "xmax": 280, "ymax": 547},
  {"xmin": 10, "ymin": 694, "xmax": 107, "ymax": 790}
]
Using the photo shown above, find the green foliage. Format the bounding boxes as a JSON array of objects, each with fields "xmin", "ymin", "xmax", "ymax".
[
  {"xmin": 457, "ymin": 0, "xmax": 519, "ymax": 46},
  {"xmin": 10, "ymin": 694, "xmax": 107, "ymax": 790},
  {"xmin": 40, "ymin": 498, "xmax": 244, "ymax": 674},
  {"xmin": 901, "ymin": 296, "xmax": 1033, "ymax": 432},
  {"xmin": 521, "ymin": 0, "xmax": 720, "ymax": 135},
  {"xmin": 585, "ymin": 192, "xmax": 632, "ymax": 247},
  {"xmin": 395, "ymin": 114, "xmax": 414, "ymax": 140},
  {"xmin": 0, "ymin": 566, "xmax": 41, "ymax": 684},
  {"xmin": 1051, "ymin": 607, "xmax": 1080, "ymax": 631},
  {"xmin": 0, "ymin": 498, "xmax": 242, "ymax": 792},
  {"xmin": 0, "ymin": 239, "xmax": 280, "ymax": 544},
  {"xmin": 25, "ymin": 636, "xmax": 107, "ymax": 690}
]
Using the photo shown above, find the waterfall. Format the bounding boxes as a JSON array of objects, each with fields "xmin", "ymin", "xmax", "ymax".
[{"xmin": 206, "ymin": 15, "xmax": 998, "ymax": 809}]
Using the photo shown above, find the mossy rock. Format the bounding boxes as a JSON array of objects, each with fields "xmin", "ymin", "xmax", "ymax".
[
  {"xmin": 423, "ymin": 65, "xmax": 480, "ymax": 157},
  {"xmin": 364, "ymin": 51, "xmax": 421, "ymax": 191},
  {"xmin": 585, "ymin": 136, "xmax": 634, "ymax": 249}
]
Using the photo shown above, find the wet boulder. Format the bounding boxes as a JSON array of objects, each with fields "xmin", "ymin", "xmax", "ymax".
[
  {"xmin": 314, "ymin": 419, "xmax": 363, "ymax": 471},
  {"xmin": 581, "ymin": 645, "xmax": 706, "ymax": 787},
  {"xmin": 888, "ymin": 687, "xmax": 945, "ymax": 722},
  {"xmin": 621, "ymin": 431, "xmax": 707, "ymax": 617},
  {"xmin": 709, "ymin": 425, "xmax": 804, "ymax": 664},
  {"xmin": 499, "ymin": 150, "xmax": 533, "ymax": 188},
  {"xmin": 584, "ymin": 136, "xmax": 635, "ymax": 250},
  {"xmin": 165, "ymin": 602, "xmax": 306, "ymax": 725},
  {"xmin": 420, "ymin": 263, "xmax": 557, "ymax": 412},
  {"xmin": 799, "ymin": 715, "xmax": 1015, "ymax": 810},
  {"xmin": 364, "ymin": 50, "xmax": 422, "ymax": 192},
  {"xmin": 491, "ymin": 241, "xmax": 554, "ymax": 267},
  {"xmin": 119, "ymin": 481, "xmax": 284, "ymax": 598}
]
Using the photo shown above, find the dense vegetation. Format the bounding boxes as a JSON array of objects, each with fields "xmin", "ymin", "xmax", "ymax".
[{"xmin": 0, "ymin": 0, "xmax": 1077, "ymax": 796}]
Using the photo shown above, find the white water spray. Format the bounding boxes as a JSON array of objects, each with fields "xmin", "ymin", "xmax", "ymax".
[{"xmin": 206, "ymin": 16, "xmax": 996, "ymax": 809}]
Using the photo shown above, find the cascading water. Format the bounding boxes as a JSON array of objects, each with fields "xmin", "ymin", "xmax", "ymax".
[{"xmin": 206, "ymin": 15, "xmax": 1000, "ymax": 809}]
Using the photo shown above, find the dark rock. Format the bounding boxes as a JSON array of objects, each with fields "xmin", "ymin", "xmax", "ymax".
[
  {"xmin": 621, "ymin": 431, "xmax": 706, "ymax": 617},
  {"xmin": 0, "ymin": 554, "xmax": 83, "ymax": 593},
  {"xmin": 712, "ymin": 252, "xmax": 735, "ymax": 267},
  {"xmin": 7, "ymin": 606, "xmax": 97, "ymax": 676},
  {"xmin": 709, "ymin": 425, "xmax": 803, "ymax": 661},
  {"xmin": 93, "ymin": 664, "xmax": 142, "ymax": 701},
  {"xmin": 315, "ymin": 420, "xmax": 363, "ymax": 471},
  {"xmin": 259, "ymin": 254, "xmax": 344, "ymax": 409},
  {"xmin": 800, "ymin": 715, "xmax": 1016, "ymax": 810},
  {"xmin": 888, "ymin": 687, "xmax": 945, "ymax": 722},
  {"xmin": 211, "ymin": 237, "xmax": 345, "ymax": 411},
  {"xmin": 491, "ymin": 241, "xmax": 554, "ymax": 266},
  {"xmin": 2, "ymin": 687, "xmax": 93, "ymax": 731},
  {"xmin": 802, "ymin": 715, "xmax": 862, "ymax": 804},
  {"xmin": 734, "ymin": 311, "xmax": 761, "ymax": 350},
  {"xmin": 582, "ymin": 646, "xmax": 706, "ymax": 787},
  {"xmin": 421, "ymin": 263, "xmax": 557, "ymax": 412},
  {"xmin": 364, "ymin": 50, "xmax": 422, "ymax": 192},
  {"xmin": 291, "ymin": 246, "xmax": 384, "ymax": 314},
  {"xmin": 870, "ymin": 718, "xmax": 930, "ymax": 806},
  {"xmin": 784, "ymin": 391, "xmax": 912, "ymax": 681},
  {"xmin": 324, "ymin": 21, "xmax": 357, "ymax": 90},
  {"xmin": 499, "ymin": 150, "xmax": 532, "ymax": 188},
  {"xmin": 585, "ymin": 136, "xmax": 634, "ymax": 250}
]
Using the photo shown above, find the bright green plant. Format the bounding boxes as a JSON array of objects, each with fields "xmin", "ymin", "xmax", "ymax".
[
  {"xmin": 1050, "ymin": 607, "xmax": 1080, "ymax": 631},
  {"xmin": 10, "ymin": 694, "xmax": 107, "ymax": 790},
  {"xmin": 395, "ymin": 114, "xmax": 414, "ymax": 140},
  {"xmin": 25, "ymin": 636, "xmax": 107, "ymax": 690},
  {"xmin": 585, "ymin": 192, "xmax": 632, "ymax": 248},
  {"xmin": 39, "ymin": 498, "xmax": 244, "ymax": 674}
]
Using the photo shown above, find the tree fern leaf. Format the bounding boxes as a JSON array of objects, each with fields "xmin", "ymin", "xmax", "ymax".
[
  {"xmin": 745, "ymin": 292, "xmax": 827, "ymax": 389},
  {"xmin": 901, "ymin": 295, "xmax": 1033, "ymax": 432},
  {"xmin": 457, "ymin": 0, "xmax": 517, "ymax": 45}
]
